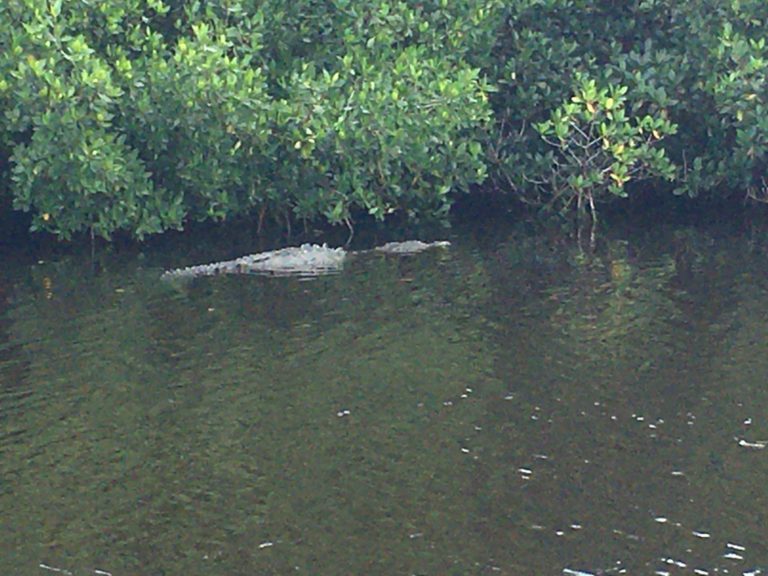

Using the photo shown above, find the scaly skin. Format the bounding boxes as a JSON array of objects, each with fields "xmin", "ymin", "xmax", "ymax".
[{"xmin": 161, "ymin": 241, "xmax": 450, "ymax": 280}]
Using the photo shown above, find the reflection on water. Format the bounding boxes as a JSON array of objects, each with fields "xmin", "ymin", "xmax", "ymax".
[{"xmin": 1, "ymin": 220, "xmax": 768, "ymax": 575}]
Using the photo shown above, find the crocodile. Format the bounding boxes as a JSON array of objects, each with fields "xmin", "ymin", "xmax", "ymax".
[
  {"xmin": 374, "ymin": 240, "xmax": 450, "ymax": 254},
  {"xmin": 161, "ymin": 240, "xmax": 450, "ymax": 280}
]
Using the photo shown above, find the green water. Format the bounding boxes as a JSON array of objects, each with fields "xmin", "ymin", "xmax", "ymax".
[{"xmin": 1, "ymin": 218, "xmax": 767, "ymax": 575}]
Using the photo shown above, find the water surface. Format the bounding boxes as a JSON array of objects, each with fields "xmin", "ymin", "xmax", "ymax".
[{"xmin": 1, "ymin": 218, "xmax": 767, "ymax": 575}]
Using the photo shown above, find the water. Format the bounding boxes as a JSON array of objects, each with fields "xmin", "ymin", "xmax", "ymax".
[{"xmin": 1, "ymin": 217, "xmax": 767, "ymax": 575}]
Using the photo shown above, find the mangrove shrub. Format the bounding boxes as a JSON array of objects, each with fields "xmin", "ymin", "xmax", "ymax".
[
  {"xmin": 2, "ymin": 0, "xmax": 768, "ymax": 237},
  {"xmin": 0, "ymin": 0, "xmax": 494, "ymax": 238}
]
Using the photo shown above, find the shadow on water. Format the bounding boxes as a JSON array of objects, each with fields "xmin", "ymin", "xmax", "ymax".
[{"xmin": 1, "ymin": 214, "xmax": 768, "ymax": 575}]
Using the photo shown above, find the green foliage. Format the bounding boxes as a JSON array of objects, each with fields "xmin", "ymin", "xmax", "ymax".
[
  {"xmin": 688, "ymin": 12, "xmax": 768, "ymax": 199},
  {"xmin": 488, "ymin": 0, "xmax": 768, "ymax": 212},
  {"xmin": 1, "ymin": 0, "xmax": 178, "ymax": 238},
  {"xmin": 117, "ymin": 16, "xmax": 274, "ymax": 224},
  {"xmin": 0, "ymin": 0, "xmax": 496, "ymax": 239},
  {"xmin": 2, "ymin": 0, "xmax": 768, "ymax": 239},
  {"xmin": 281, "ymin": 47, "xmax": 490, "ymax": 223},
  {"xmin": 533, "ymin": 75, "xmax": 676, "ymax": 218}
]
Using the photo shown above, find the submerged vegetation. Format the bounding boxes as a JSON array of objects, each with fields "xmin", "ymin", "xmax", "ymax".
[{"xmin": 1, "ymin": 0, "xmax": 767, "ymax": 239}]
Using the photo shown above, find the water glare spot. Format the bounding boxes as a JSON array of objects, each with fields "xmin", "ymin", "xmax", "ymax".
[
  {"xmin": 39, "ymin": 565, "xmax": 73, "ymax": 575},
  {"xmin": 737, "ymin": 438, "xmax": 766, "ymax": 449},
  {"xmin": 563, "ymin": 568, "xmax": 597, "ymax": 576},
  {"xmin": 661, "ymin": 557, "xmax": 687, "ymax": 568}
]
